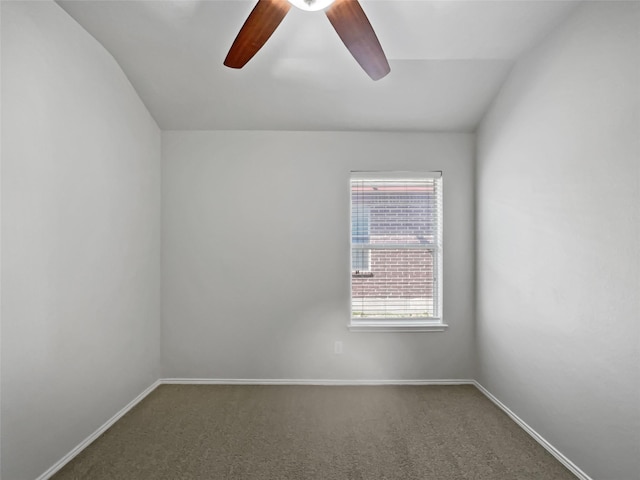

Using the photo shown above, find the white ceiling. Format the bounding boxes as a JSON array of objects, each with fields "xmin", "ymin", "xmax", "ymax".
[{"xmin": 57, "ymin": 0, "xmax": 580, "ymax": 131}]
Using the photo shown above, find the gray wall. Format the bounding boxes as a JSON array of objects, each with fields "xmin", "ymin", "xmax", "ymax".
[
  {"xmin": 1, "ymin": 2, "xmax": 161, "ymax": 479},
  {"xmin": 162, "ymin": 131, "xmax": 475, "ymax": 380},
  {"xmin": 476, "ymin": 2, "xmax": 640, "ymax": 479}
]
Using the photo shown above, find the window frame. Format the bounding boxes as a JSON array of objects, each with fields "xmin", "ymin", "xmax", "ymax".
[{"xmin": 348, "ymin": 171, "xmax": 447, "ymax": 332}]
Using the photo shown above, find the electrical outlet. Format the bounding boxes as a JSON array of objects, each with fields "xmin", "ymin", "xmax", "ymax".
[{"xmin": 334, "ymin": 340, "xmax": 343, "ymax": 355}]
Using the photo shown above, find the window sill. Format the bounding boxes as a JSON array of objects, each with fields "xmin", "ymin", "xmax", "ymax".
[{"xmin": 348, "ymin": 320, "xmax": 448, "ymax": 333}]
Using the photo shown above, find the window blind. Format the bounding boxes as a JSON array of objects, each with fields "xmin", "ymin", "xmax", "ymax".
[{"xmin": 350, "ymin": 172, "xmax": 442, "ymax": 321}]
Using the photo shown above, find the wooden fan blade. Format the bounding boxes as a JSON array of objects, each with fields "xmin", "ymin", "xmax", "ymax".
[
  {"xmin": 224, "ymin": 0, "xmax": 291, "ymax": 69},
  {"xmin": 325, "ymin": 0, "xmax": 390, "ymax": 80}
]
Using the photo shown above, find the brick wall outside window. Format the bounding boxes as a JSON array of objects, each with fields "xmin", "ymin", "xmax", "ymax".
[
  {"xmin": 352, "ymin": 249, "xmax": 434, "ymax": 299},
  {"xmin": 351, "ymin": 189, "xmax": 437, "ymax": 312}
]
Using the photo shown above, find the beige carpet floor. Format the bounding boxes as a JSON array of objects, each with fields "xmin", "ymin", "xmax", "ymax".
[{"xmin": 53, "ymin": 384, "xmax": 577, "ymax": 479}]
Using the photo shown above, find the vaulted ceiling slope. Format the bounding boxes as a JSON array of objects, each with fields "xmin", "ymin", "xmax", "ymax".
[{"xmin": 57, "ymin": 0, "xmax": 580, "ymax": 131}]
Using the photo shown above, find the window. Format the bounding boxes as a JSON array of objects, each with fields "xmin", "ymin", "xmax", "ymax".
[{"xmin": 350, "ymin": 172, "xmax": 445, "ymax": 332}]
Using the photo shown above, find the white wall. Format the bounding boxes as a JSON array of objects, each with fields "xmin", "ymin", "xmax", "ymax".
[
  {"xmin": 162, "ymin": 131, "xmax": 475, "ymax": 380},
  {"xmin": 476, "ymin": 2, "xmax": 639, "ymax": 479},
  {"xmin": 1, "ymin": 2, "xmax": 161, "ymax": 479}
]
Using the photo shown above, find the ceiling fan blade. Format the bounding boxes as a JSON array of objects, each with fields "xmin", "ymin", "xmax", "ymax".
[
  {"xmin": 325, "ymin": 0, "xmax": 390, "ymax": 81},
  {"xmin": 224, "ymin": 0, "xmax": 291, "ymax": 69}
]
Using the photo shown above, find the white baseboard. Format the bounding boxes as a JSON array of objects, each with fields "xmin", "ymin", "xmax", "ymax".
[
  {"xmin": 35, "ymin": 380, "xmax": 161, "ymax": 480},
  {"xmin": 473, "ymin": 381, "xmax": 593, "ymax": 480},
  {"xmin": 161, "ymin": 378, "xmax": 475, "ymax": 386}
]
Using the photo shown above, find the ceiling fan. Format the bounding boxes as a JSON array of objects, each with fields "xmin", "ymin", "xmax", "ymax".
[{"xmin": 224, "ymin": 0, "xmax": 390, "ymax": 81}]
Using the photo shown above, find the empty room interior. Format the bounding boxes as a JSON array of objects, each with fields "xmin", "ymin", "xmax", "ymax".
[{"xmin": 1, "ymin": 0, "xmax": 639, "ymax": 479}]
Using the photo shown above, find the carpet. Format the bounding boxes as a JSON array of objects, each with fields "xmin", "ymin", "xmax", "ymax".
[{"xmin": 52, "ymin": 384, "xmax": 577, "ymax": 479}]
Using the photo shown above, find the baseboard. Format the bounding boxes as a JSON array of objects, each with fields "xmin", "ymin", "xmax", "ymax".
[
  {"xmin": 35, "ymin": 380, "xmax": 161, "ymax": 480},
  {"xmin": 473, "ymin": 381, "xmax": 593, "ymax": 480},
  {"xmin": 161, "ymin": 378, "xmax": 475, "ymax": 386}
]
